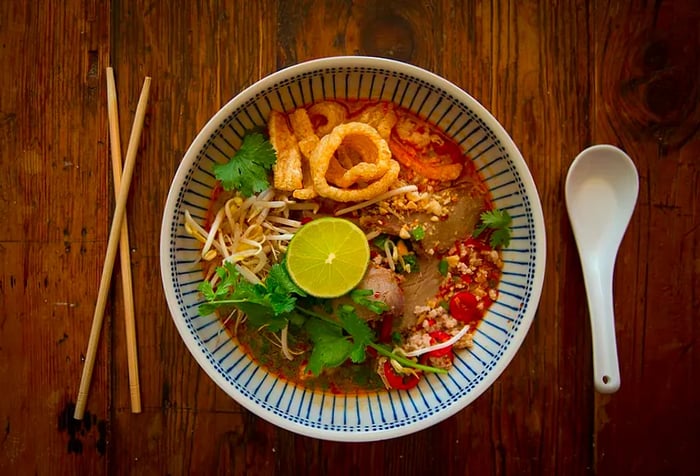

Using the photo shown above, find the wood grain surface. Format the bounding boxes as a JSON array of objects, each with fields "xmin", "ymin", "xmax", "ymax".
[{"xmin": 0, "ymin": 1, "xmax": 698, "ymax": 475}]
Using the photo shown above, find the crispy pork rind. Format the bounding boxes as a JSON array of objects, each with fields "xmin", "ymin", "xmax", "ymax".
[
  {"xmin": 269, "ymin": 110, "xmax": 303, "ymax": 191},
  {"xmin": 353, "ymin": 102, "xmax": 398, "ymax": 141},
  {"xmin": 310, "ymin": 122, "xmax": 400, "ymax": 202},
  {"xmin": 307, "ymin": 101, "xmax": 347, "ymax": 136},
  {"xmin": 292, "ymin": 162, "xmax": 317, "ymax": 200},
  {"xmin": 326, "ymin": 130, "xmax": 392, "ymax": 188},
  {"xmin": 289, "ymin": 108, "xmax": 319, "ymax": 158},
  {"xmin": 288, "ymin": 108, "xmax": 319, "ymax": 199}
]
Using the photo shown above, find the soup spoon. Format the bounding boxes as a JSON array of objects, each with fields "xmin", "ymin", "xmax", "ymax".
[{"xmin": 565, "ymin": 144, "xmax": 639, "ymax": 394}]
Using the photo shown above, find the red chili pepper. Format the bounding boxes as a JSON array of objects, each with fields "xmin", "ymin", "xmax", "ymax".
[
  {"xmin": 426, "ymin": 331, "xmax": 453, "ymax": 358},
  {"xmin": 464, "ymin": 237, "xmax": 490, "ymax": 251},
  {"xmin": 204, "ymin": 183, "xmax": 225, "ymax": 227},
  {"xmin": 383, "ymin": 361, "xmax": 420, "ymax": 390},
  {"xmin": 211, "ymin": 182, "xmax": 224, "ymax": 202},
  {"xmin": 379, "ymin": 314, "xmax": 394, "ymax": 343},
  {"xmin": 449, "ymin": 290, "xmax": 482, "ymax": 324}
]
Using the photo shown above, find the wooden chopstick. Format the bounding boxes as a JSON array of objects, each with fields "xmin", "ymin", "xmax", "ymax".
[
  {"xmin": 105, "ymin": 67, "xmax": 142, "ymax": 413},
  {"xmin": 74, "ymin": 75, "xmax": 151, "ymax": 420}
]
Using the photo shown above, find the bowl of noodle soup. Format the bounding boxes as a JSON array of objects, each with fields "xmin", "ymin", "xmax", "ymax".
[{"xmin": 160, "ymin": 56, "xmax": 546, "ymax": 441}]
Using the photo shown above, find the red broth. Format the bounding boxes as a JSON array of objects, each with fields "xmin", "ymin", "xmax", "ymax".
[{"xmin": 203, "ymin": 99, "xmax": 500, "ymax": 393}]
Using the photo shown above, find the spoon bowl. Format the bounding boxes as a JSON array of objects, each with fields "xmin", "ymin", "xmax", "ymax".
[{"xmin": 565, "ymin": 144, "xmax": 639, "ymax": 393}]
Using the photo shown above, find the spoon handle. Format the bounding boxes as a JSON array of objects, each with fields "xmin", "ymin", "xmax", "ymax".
[{"xmin": 580, "ymin": 258, "xmax": 621, "ymax": 393}]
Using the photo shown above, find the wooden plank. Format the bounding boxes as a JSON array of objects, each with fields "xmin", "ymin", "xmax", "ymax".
[
  {"xmin": 0, "ymin": 0, "xmax": 111, "ymax": 473},
  {"xmin": 480, "ymin": 1, "xmax": 596, "ymax": 474},
  {"xmin": 2, "ymin": 0, "xmax": 696, "ymax": 473},
  {"xmin": 108, "ymin": 0, "xmax": 279, "ymax": 472},
  {"xmin": 0, "ymin": 242, "xmax": 112, "ymax": 474},
  {"xmin": 591, "ymin": 1, "xmax": 700, "ymax": 474},
  {"xmin": 267, "ymin": 1, "xmax": 594, "ymax": 474}
]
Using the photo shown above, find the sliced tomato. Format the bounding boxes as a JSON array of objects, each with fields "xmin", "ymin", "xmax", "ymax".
[
  {"xmin": 426, "ymin": 331, "xmax": 453, "ymax": 358},
  {"xmin": 383, "ymin": 361, "xmax": 420, "ymax": 390},
  {"xmin": 449, "ymin": 290, "xmax": 482, "ymax": 324}
]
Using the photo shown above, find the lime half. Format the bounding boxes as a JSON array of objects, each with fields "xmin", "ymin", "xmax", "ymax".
[{"xmin": 286, "ymin": 217, "xmax": 370, "ymax": 298}]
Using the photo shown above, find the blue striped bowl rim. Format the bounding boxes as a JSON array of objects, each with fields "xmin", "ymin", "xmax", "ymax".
[{"xmin": 160, "ymin": 56, "xmax": 546, "ymax": 441}]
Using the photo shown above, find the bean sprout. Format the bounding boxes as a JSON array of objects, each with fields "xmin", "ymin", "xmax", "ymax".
[
  {"xmin": 335, "ymin": 184, "xmax": 418, "ymax": 216},
  {"xmin": 401, "ymin": 325, "xmax": 471, "ymax": 357}
]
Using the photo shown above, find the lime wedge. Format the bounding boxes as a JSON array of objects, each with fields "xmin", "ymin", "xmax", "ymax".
[{"xmin": 286, "ymin": 217, "xmax": 370, "ymax": 298}]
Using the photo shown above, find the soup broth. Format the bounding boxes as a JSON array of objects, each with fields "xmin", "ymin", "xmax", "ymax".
[{"xmin": 189, "ymin": 99, "xmax": 506, "ymax": 394}]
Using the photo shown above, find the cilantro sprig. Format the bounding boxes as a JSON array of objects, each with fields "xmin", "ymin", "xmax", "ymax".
[
  {"xmin": 198, "ymin": 261, "xmax": 305, "ymax": 332},
  {"xmin": 296, "ymin": 306, "xmax": 447, "ymax": 376},
  {"xmin": 473, "ymin": 208, "xmax": 512, "ymax": 248},
  {"xmin": 213, "ymin": 133, "xmax": 276, "ymax": 197},
  {"xmin": 198, "ymin": 262, "xmax": 447, "ymax": 377},
  {"xmin": 303, "ymin": 305, "xmax": 375, "ymax": 374}
]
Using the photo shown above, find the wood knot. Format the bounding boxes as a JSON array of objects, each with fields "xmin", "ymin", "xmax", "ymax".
[
  {"xmin": 360, "ymin": 14, "xmax": 414, "ymax": 61},
  {"xmin": 645, "ymin": 75, "xmax": 682, "ymax": 118},
  {"xmin": 604, "ymin": 30, "xmax": 699, "ymax": 151},
  {"xmin": 638, "ymin": 40, "xmax": 687, "ymax": 119},
  {"xmin": 643, "ymin": 40, "xmax": 668, "ymax": 72}
]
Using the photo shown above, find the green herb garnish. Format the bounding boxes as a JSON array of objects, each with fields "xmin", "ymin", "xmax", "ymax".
[
  {"xmin": 398, "ymin": 253, "xmax": 418, "ymax": 274},
  {"xmin": 438, "ymin": 259, "xmax": 449, "ymax": 276},
  {"xmin": 197, "ymin": 262, "xmax": 301, "ymax": 332},
  {"xmin": 410, "ymin": 225, "xmax": 425, "ymax": 241},
  {"xmin": 351, "ymin": 289, "xmax": 390, "ymax": 315},
  {"xmin": 473, "ymin": 208, "xmax": 512, "ymax": 248},
  {"xmin": 372, "ymin": 234, "xmax": 388, "ymax": 249},
  {"xmin": 198, "ymin": 262, "xmax": 447, "ymax": 377},
  {"xmin": 213, "ymin": 132, "xmax": 276, "ymax": 197}
]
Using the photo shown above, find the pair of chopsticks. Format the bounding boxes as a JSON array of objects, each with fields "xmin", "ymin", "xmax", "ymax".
[{"xmin": 74, "ymin": 69, "xmax": 151, "ymax": 420}]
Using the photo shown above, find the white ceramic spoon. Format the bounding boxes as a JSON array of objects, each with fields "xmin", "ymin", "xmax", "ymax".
[{"xmin": 565, "ymin": 145, "xmax": 639, "ymax": 394}]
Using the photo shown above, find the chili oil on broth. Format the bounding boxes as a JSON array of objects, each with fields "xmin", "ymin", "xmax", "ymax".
[{"xmin": 200, "ymin": 98, "xmax": 501, "ymax": 394}]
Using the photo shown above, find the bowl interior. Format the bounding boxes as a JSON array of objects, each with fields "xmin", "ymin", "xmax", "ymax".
[{"xmin": 160, "ymin": 57, "xmax": 545, "ymax": 441}]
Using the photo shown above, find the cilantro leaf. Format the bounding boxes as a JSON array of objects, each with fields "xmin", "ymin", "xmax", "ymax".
[
  {"xmin": 305, "ymin": 317, "xmax": 342, "ymax": 341},
  {"xmin": 213, "ymin": 133, "xmax": 276, "ymax": 197},
  {"xmin": 306, "ymin": 337, "xmax": 354, "ymax": 375},
  {"xmin": 372, "ymin": 234, "xmax": 388, "ymax": 249},
  {"xmin": 300, "ymin": 306, "xmax": 376, "ymax": 373},
  {"xmin": 296, "ymin": 305, "xmax": 447, "ymax": 376},
  {"xmin": 304, "ymin": 318, "xmax": 353, "ymax": 375},
  {"xmin": 337, "ymin": 305, "xmax": 375, "ymax": 363},
  {"xmin": 399, "ymin": 253, "xmax": 418, "ymax": 273},
  {"xmin": 238, "ymin": 302, "xmax": 288, "ymax": 332},
  {"xmin": 473, "ymin": 209, "xmax": 512, "ymax": 248},
  {"xmin": 266, "ymin": 262, "xmax": 307, "ymax": 298},
  {"xmin": 197, "ymin": 262, "xmax": 296, "ymax": 332},
  {"xmin": 490, "ymin": 228, "xmax": 511, "ymax": 248}
]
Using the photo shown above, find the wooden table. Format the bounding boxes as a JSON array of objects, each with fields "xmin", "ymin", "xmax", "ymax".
[{"xmin": 1, "ymin": 1, "xmax": 698, "ymax": 474}]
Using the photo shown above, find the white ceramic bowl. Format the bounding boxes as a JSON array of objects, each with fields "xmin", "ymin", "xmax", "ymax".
[{"xmin": 160, "ymin": 56, "xmax": 546, "ymax": 441}]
